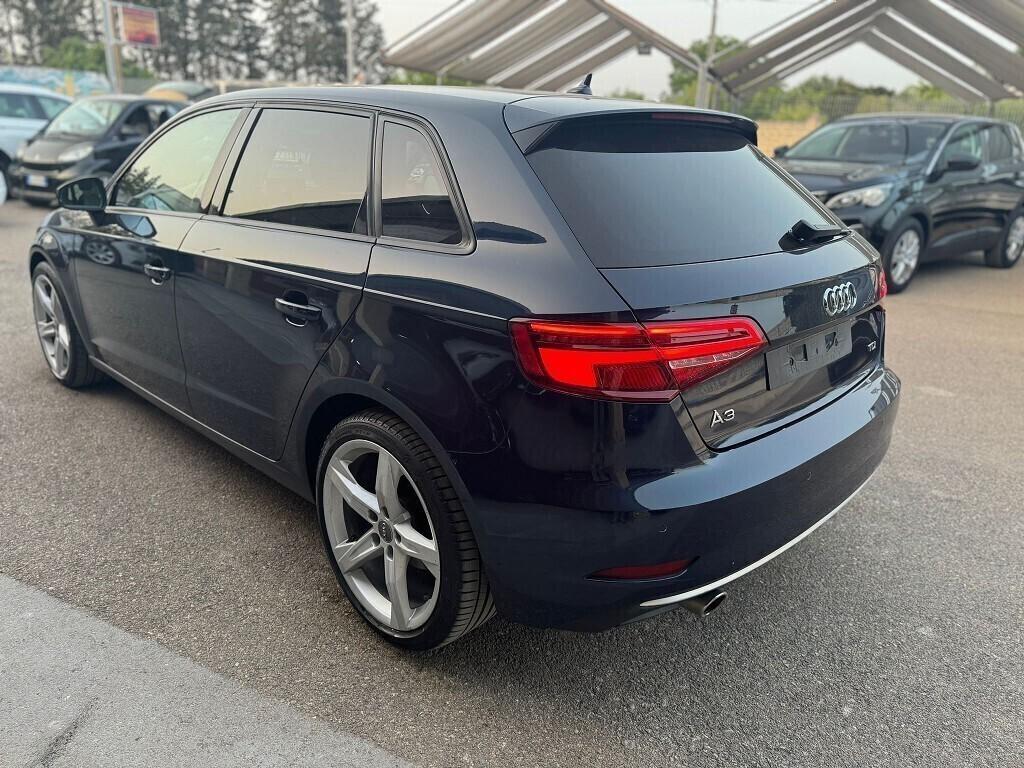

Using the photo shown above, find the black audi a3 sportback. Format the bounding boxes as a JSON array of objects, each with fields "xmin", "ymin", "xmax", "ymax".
[
  {"xmin": 29, "ymin": 87, "xmax": 899, "ymax": 649},
  {"xmin": 776, "ymin": 114, "xmax": 1024, "ymax": 293}
]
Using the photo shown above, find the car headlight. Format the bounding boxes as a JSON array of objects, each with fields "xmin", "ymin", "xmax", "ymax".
[
  {"xmin": 14, "ymin": 144, "xmax": 26, "ymax": 161},
  {"xmin": 57, "ymin": 144, "xmax": 94, "ymax": 164},
  {"xmin": 826, "ymin": 183, "xmax": 892, "ymax": 210}
]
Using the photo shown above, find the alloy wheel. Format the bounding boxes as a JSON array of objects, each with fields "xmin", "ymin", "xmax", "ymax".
[
  {"xmin": 1006, "ymin": 216, "xmax": 1024, "ymax": 264},
  {"xmin": 890, "ymin": 229, "xmax": 920, "ymax": 286},
  {"xmin": 322, "ymin": 439, "xmax": 441, "ymax": 633},
  {"xmin": 32, "ymin": 274, "xmax": 71, "ymax": 379}
]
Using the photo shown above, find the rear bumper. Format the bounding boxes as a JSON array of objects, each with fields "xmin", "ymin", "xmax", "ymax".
[{"xmin": 456, "ymin": 364, "xmax": 900, "ymax": 631}]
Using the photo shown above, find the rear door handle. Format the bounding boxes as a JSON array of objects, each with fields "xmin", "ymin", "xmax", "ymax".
[
  {"xmin": 275, "ymin": 296, "xmax": 321, "ymax": 326},
  {"xmin": 144, "ymin": 262, "xmax": 171, "ymax": 285}
]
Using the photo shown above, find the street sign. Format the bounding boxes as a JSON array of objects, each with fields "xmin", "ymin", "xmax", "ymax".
[{"xmin": 114, "ymin": 3, "xmax": 161, "ymax": 47}]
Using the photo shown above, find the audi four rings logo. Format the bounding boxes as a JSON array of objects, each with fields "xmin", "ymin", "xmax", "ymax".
[{"xmin": 822, "ymin": 282, "xmax": 858, "ymax": 317}]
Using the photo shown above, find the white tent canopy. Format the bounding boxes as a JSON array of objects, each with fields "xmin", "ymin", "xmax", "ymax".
[
  {"xmin": 720, "ymin": 0, "xmax": 1024, "ymax": 103},
  {"xmin": 382, "ymin": 0, "xmax": 704, "ymax": 92}
]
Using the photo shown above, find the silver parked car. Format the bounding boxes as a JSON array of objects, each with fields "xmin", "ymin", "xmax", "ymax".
[{"xmin": 0, "ymin": 84, "xmax": 71, "ymax": 199}]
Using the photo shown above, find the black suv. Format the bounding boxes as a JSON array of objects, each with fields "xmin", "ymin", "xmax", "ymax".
[
  {"xmin": 776, "ymin": 114, "xmax": 1024, "ymax": 292},
  {"xmin": 29, "ymin": 88, "xmax": 899, "ymax": 649}
]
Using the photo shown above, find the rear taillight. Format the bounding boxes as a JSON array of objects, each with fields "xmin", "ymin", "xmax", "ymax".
[
  {"xmin": 878, "ymin": 268, "xmax": 888, "ymax": 300},
  {"xmin": 509, "ymin": 317, "xmax": 766, "ymax": 402}
]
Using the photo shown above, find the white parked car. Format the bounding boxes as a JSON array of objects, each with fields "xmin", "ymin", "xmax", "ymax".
[{"xmin": 0, "ymin": 84, "xmax": 71, "ymax": 199}]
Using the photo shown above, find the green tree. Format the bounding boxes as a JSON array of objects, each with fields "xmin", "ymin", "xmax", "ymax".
[
  {"xmin": 667, "ymin": 34, "xmax": 742, "ymax": 104},
  {"xmin": 40, "ymin": 35, "xmax": 151, "ymax": 78},
  {"xmin": 386, "ymin": 69, "xmax": 475, "ymax": 87},
  {"xmin": 609, "ymin": 88, "xmax": 646, "ymax": 101}
]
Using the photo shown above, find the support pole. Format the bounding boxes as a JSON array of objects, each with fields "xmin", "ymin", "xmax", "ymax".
[
  {"xmin": 102, "ymin": 0, "xmax": 121, "ymax": 93},
  {"xmin": 346, "ymin": 0, "xmax": 355, "ymax": 83},
  {"xmin": 695, "ymin": 0, "xmax": 719, "ymax": 109}
]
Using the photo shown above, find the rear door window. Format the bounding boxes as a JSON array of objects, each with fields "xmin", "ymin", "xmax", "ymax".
[
  {"xmin": 223, "ymin": 108, "xmax": 372, "ymax": 235},
  {"xmin": 0, "ymin": 92, "xmax": 38, "ymax": 119},
  {"xmin": 36, "ymin": 96, "xmax": 69, "ymax": 119},
  {"xmin": 524, "ymin": 114, "xmax": 832, "ymax": 268},
  {"xmin": 380, "ymin": 121, "xmax": 463, "ymax": 245}
]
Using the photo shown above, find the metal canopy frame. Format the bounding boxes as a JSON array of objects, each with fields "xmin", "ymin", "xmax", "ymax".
[
  {"xmin": 718, "ymin": 0, "xmax": 1024, "ymax": 103},
  {"xmin": 382, "ymin": 0, "xmax": 706, "ymax": 92}
]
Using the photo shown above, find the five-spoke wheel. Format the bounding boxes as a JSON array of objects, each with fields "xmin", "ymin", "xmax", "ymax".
[
  {"xmin": 32, "ymin": 272, "xmax": 71, "ymax": 379},
  {"xmin": 316, "ymin": 411, "xmax": 494, "ymax": 649},
  {"xmin": 323, "ymin": 439, "xmax": 441, "ymax": 633}
]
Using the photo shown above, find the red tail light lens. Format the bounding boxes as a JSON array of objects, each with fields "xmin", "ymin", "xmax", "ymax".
[
  {"xmin": 509, "ymin": 317, "xmax": 766, "ymax": 401},
  {"xmin": 590, "ymin": 558, "xmax": 694, "ymax": 581},
  {"xmin": 878, "ymin": 268, "xmax": 888, "ymax": 300}
]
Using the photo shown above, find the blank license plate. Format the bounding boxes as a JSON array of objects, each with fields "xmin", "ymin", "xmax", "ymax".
[
  {"xmin": 26, "ymin": 174, "xmax": 48, "ymax": 188},
  {"xmin": 766, "ymin": 321, "xmax": 853, "ymax": 389}
]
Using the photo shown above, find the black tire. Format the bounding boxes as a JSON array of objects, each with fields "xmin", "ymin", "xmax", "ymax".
[
  {"xmin": 984, "ymin": 209, "xmax": 1024, "ymax": 269},
  {"xmin": 31, "ymin": 262, "xmax": 104, "ymax": 389},
  {"xmin": 0, "ymin": 156, "xmax": 9, "ymax": 202},
  {"xmin": 316, "ymin": 409, "xmax": 494, "ymax": 650},
  {"xmin": 881, "ymin": 219, "xmax": 925, "ymax": 294}
]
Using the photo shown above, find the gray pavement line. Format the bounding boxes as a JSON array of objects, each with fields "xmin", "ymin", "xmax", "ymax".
[{"xmin": 0, "ymin": 574, "xmax": 412, "ymax": 768}]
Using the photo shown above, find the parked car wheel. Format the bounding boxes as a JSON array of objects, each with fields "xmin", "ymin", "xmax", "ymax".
[
  {"xmin": 985, "ymin": 211, "xmax": 1024, "ymax": 269},
  {"xmin": 882, "ymin": 220, "xmax": 924, "ymax": 293},
  {"xmin": 0, "ymin": 157, "xmax": 9, "ymax": 202},
  {"xmin": 316, "ymin": 410, "xmax": 494, "ymax": 650},
  {"xmin": 31, "ymin": 263, "xmax": 103, "ymax": 388}
]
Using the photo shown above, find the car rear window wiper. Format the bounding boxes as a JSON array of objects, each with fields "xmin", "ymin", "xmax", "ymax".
[{"xmin": 787, "ymin": 219, "xmax": 850, "ymax": 245}]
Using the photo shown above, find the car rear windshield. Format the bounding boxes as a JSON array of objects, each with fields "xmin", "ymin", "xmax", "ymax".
[{"xmin": 524, "ymin": 114, "xmax": 831, "ymax": 268}]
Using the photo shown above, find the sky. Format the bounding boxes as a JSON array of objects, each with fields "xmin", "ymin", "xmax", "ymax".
[{"xmin": 374, "ymin": 0, "xmax": 1012, "ymax": 99}]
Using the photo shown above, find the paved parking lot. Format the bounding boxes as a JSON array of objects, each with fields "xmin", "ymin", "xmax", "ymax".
[{"xmin": 1, "ymin": 198, "xmax": 1022, "ymax": 767}]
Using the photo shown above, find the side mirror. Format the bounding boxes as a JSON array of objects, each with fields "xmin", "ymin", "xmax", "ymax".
[
  {"xmin": 774, "ymin": 145, "xmax": 789, "ymax": 158},
  {"xmin": 945, "ymin": 154, "xmax": 981, "ymax": 173},
  {"xmin": 57, "ymin": 177, "xmax": 107, "ymax": 211}
]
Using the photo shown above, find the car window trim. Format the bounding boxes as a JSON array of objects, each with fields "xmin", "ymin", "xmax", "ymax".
[
  {"xmin": 106, "ymin": 101, "xmax": 257, "ymax": 209},
  {"xmin": 205, "ymin": 101, "xmax": 378, "ymax": 245},
  {"xmin": 374, "ymin": 112, "xmax": 475, "ymax": 256}
]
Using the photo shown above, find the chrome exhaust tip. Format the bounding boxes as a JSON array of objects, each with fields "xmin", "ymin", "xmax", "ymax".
[{"xmin": 681, "ymin": 589, "xmax": 727, "ymax": 618}]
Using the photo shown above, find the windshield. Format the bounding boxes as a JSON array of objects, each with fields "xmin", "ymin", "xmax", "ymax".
[
  {"xmin": 787, "ymin": 121, "xmax": 948, "ymax": 164},
  {"xmin": 44, "ymin": 99, "xmax": 127, "ymax": 138},
  {"xmin": 525, "ymin": 114, "xmax": 832, "ymax": 268}
]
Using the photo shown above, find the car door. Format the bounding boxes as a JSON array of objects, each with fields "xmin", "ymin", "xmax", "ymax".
[
  {"xmin": 71, "ymin": 106, "xmax": 248, "ymax": 410},
  {"xmin": 174, "ymin": 105, "xmax": 374, "ymax": 459},
  {"xmin": 926, "ymin": 123, "xmax": 991, "ymax": 258},
  {"xmin": 981, "ymin": 124, "xmax": 1024, "ymax": 228}
]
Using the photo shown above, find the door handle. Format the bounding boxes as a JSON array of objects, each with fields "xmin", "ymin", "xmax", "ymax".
[
  {"xmin": 144, "ymin": 262, "xmax": 171, "ymax": 285},
  {"xmin": 275, "ymin": 296, "xmax": 321, "ymax": 326}
]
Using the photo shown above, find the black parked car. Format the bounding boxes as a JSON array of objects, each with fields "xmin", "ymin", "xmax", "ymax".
[
  {"xmin": 776, "ymin": 114, "xmax": 1024, "ymax": 292},
  {"xmin": 11, "ymin": 94, "xmax": 180, "ymax": 205},
  {"xmin": 29, "ymin": 87, "xmax": 899, "ymax": 649}
]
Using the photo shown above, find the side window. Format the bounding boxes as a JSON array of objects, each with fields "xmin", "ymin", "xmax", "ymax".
[
  {"xmin": 380, "ymin": 122, "xmax": 463, "ymax": 245},
  {"xmin": 942, "ymin": 124, "xmax": 984, "ymax": 165},
  {"xmin": 223, "ymin": 109, "xmax": 371, "ymax": 235},
  {"xmin": 36, "ymin": 96, "xmax": 69, "ymax": 120},
  {"xmin": 114, "ymin": 108, "xmax": 241, "ymax": 213},
  {"xmin": 986, "ymin": 125, "xmax": 1015, "ymax": 163},
  {"xmin": 120, "ymin": 104, "xmax": 156, "ymax": 138},
  {"xmin": 0, "ymin": 93, "xmax": 37, "ymax": 119}
]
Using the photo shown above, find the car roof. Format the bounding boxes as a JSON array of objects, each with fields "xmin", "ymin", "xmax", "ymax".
[
  {"xmin": 833, "ymin": 113, "xmax": 975, "ymax": 124},
  {"xmin": 0, "ymin": 83, "xmax": 72, "ymax": 100},
  {"xmin": 79, "ymin": 94, "xmax": 180, "ymax": 106},
  {"xmin": 198, "ymin": 85, "xmax": 758, "ymax": 141}
]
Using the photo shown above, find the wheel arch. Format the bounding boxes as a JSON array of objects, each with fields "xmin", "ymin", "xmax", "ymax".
[{"xmin": 295, "ymin": 379, "xmax": 478, "ymax": 525}]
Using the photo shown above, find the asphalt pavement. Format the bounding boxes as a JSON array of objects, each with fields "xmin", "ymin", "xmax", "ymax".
[{"xmin": 1, "ymin": 199, "xmax": 1022, "ymax": 767}]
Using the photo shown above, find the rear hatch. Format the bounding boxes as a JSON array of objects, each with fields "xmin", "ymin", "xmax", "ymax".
[{"xmin": 515, "ymin": 109, "xmax": 885, "ymax": 449}]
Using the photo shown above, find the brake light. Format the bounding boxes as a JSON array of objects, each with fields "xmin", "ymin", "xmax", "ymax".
[
  {"xmin": 509, "ymin": 317, "xmax": 766, "ymax": 401},
  {"xmin": 878, "ymin": 269, "xmax": 888, "ymax": 300}
]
